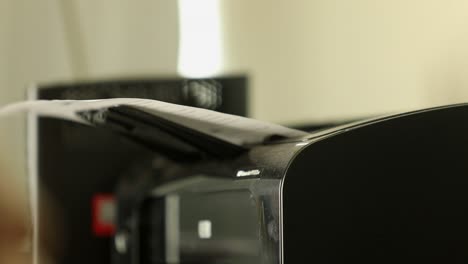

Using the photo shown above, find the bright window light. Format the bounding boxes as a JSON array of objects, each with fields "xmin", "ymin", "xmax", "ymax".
[{"xmin": 177, "ymin": 0, "xmax": 222, "ymax": 78}]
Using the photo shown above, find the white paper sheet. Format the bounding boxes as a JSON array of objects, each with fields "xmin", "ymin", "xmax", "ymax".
[{"xmin": 0, "ymin": 98, "xmax": 308, "ymax": 145}]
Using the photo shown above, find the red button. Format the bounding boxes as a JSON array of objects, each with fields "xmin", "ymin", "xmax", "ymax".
[{"xmin": 92, "ymin": 194, "xmax": 115, "ymax": 237}]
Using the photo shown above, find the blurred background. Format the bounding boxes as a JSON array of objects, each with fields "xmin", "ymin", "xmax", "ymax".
[{"xmin": 3, "ymin": 0, "xmax": 468, "ymax": 261}]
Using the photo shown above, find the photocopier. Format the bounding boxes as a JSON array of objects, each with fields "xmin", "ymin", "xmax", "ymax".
[
  {"xmin": 111, "ymin": 104, "xmax": 468, "ymax": 264},
  {"xmin": 28, "ymin": 79, "xmax": 468, "ymax": 264}
]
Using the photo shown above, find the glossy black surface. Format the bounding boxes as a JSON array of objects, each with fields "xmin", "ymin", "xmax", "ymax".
[
  {"xmin": 284, "ymin": 105, "xmax": 468, "ymax": 263},
  {"xmin": 125, "ymin": 139, "xmax": 304, "ymax": 264},
  {"xmin": 120, "ymin": 103, "xmax": 468, "ymax": 264}
]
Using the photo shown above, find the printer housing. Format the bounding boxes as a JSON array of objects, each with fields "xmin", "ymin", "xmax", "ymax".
[
  {"xmin": 113, "ymin": 104, "xmax": 468, "ymax": 263},
  {"xmin": 29, "ymin": 77, "xmax": 468, "ymax": 264}
]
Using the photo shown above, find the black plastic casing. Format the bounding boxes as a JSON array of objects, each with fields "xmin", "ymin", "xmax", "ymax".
[{"xmin": 124, "ymin": 104, "xmax": 468, "ymax": 264}]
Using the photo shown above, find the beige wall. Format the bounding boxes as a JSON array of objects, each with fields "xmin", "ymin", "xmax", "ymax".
[
  {"xmin": 4, "ymin": 1, "xmax": 468, "ymax": 123},
  {"xmin": 0, "ymin": 0, "xmax": 179, "ymax": 222},
  {"xmin": 69, "ymin": 1, "xmax": 179, "ymax": 78},
  {"xmin": 0, "ymin": 0, "xmax": 73, "ymax": 196},
  {"xmin": 2, "ymin": 0, "xmax": 468, "ymax": 182},
  {"xmin": 0, "ymin": 0, "xmax": 179, "ymax": 104},
  {"xmin": 221, "ymin": 0, "xmax": 468, "ymax": 124}
]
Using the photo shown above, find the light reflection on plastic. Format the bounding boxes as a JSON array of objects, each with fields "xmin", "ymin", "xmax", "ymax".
[
  {"xmin": 198, "ymin": 220, "xmax": 212, "ymax": 239},
  {"xmin": 177, "ymin": 0, "xmax": 222, "ymax": 78}
]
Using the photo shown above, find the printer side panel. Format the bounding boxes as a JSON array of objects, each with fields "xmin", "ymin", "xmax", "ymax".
[{"xmin": 282, "ymin": 105, "xmax": 468, "ymax": 263}]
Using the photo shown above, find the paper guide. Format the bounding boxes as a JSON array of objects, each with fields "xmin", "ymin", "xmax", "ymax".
[{"xmin": 0, "ymin": 98, "xmax": 308, "ymax": 146}]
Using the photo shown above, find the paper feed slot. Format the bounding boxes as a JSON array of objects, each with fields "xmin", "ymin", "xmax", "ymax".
[
  {"xmin": 78, "ymin": 106, "xmax": 248, "ymax": 161},
  {"xmin": 0, "ymin": 98, "xmax": 309, "ymax": 160}
]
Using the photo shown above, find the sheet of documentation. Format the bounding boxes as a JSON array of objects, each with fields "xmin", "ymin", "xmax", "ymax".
[{"xmin": 0, "ymin": 98, "xmax": 308, "ymax": 145}]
